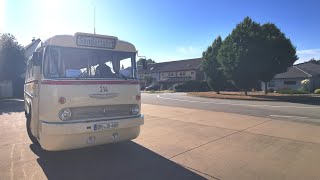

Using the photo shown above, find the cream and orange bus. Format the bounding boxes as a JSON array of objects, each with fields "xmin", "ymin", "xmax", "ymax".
[{"xmin": 24, "ymin": 32, "xmax": 144, "ymax": 151}]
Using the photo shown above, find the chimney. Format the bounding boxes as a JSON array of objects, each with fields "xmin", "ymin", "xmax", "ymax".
[{"xmin": 32, "ymin": 37, "xmax": 35, "ymax": 42}]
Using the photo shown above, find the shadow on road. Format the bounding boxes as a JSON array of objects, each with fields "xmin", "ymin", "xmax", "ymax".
[
  {"xmin": 30, "ymin": 141, "xmax": 205, "ymax": 180},
  {"xmin": 0, "ymin": 99, "xmax": 24, "ymax": 115}
]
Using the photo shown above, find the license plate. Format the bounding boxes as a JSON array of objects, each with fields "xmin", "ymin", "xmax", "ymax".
[{"xmin": 94, "ymin": 122, "xmax": 118, "ymax": 131}]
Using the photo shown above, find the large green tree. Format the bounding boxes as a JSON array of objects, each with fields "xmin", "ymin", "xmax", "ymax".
[
  {"xmin": 202, "ymin": 36, "xmax": 225, "ymax": 94},
  {"xmin": 0, "ymin": 33, "xmax": 26, "ymax": 97},
  {"xmin": 258, "ymin": 23, "xmax": 297, "ymax": 94},
  {"xmin": 218, "ymin": 17, "xmax": 262, "ymax": 95},
  {"xmin": 217, "ymin": 17, "xmax": 297, "ymax": 95}
]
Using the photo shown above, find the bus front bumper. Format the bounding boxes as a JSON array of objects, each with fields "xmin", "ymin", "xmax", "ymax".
[{"xmin": 39, "ymin": 115, "xmax": 144, "ymax": 151}]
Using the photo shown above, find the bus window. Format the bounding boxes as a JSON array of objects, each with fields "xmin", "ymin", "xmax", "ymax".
[{"xmin": 43, "ymin": 46, "xmax": 136, "ymax": 79}]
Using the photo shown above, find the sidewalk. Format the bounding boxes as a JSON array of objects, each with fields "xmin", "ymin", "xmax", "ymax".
[{"xmin": 134, "ymin": 104, "xmax": 320, "ymax": 179}]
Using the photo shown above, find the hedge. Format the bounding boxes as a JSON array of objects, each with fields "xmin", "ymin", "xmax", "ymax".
[
  {"xmin": 275, "ymin": 89, "xmax": 308, "ymax": 94},
  {"xmin": 173, "ymin": 80, "xmax": 210, "ymax": 92}
]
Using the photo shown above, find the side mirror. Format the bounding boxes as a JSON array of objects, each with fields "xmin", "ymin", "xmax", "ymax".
[
  {"xmin": 141, "ymin": 59, "xmax": 147, "ymax": 70},
  {"xmin": 32, "ymin": 52, "xmax": 41, "ymax": 66}
]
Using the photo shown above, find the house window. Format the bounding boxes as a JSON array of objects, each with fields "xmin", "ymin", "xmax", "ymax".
[
  {"xmin": 284, "ymin": 81, "xmax": 297, "ymax": 85},
  {"xmin": 191, "ymin": 72, "xmax": 194, "ymax": 75},
  {"xmin": 179, "ymin": 72, "xmax": 185, "ymax": 76}
]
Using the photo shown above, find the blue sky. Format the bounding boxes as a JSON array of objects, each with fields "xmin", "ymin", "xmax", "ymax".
[{"xmin": 1, "ymin": 0, "xmax": 320, "ymax": 64}]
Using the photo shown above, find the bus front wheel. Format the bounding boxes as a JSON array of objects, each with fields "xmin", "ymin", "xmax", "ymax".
[{"xmin": 26, "ymin": 109, "xmax": 39, "ymax": 145}]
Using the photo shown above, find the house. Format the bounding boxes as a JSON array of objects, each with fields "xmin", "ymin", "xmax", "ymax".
[
  {"xmin": 138, "ymin": 58, "xmax": 204, "ymax": 89},
  {"xmin": 261, "ymin": 62, "xmax": 320, "ymax": 92},
  {"xmin": 0, "ymin": 38, "xmax": 41, "ymax": 98},
  {"xmin": 24, "ymin": 38, "xmax": 41, "ymax": 60}
]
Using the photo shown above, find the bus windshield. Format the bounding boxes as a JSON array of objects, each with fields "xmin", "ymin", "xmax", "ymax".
[{"xmin": 43, "ymin": 46, "xmax": 137, "ymax": 79}]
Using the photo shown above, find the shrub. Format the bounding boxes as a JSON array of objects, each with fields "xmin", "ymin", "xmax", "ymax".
[
  {"xmin": 268, "ymin": 88, "xmax": 275, "ymax": 93},
  {"xmin": 276, "ymin": 89, "xmax": 308, "ymax": 94},
  {"xmin": 301, "ymin": 79, "xmax": 310, "ymax": 91},
  {"xmin": 173, "ymin": 80, "xmax": 210, "ymax": 92},
  {"xmin": 315, "ymin": 89, "xmax": 320, "ymax": 94}
]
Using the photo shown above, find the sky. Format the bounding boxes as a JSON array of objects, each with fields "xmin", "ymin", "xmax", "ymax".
[{"xmin": 1, "ymin": 0, "xmax": 320, "ymax": 64}]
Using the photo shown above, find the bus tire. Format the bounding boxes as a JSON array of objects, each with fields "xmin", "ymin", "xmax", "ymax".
[{"xmin": 26, "ymin": 109, "xmax": 39, "ymax": 145}]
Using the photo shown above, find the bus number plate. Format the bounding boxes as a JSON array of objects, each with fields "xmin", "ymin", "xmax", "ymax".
[{"xmin": 94, "ymin": 122, "xmax": 118, "ymax": 131}]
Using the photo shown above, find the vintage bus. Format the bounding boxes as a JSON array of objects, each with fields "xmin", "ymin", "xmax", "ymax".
[{"xmin": 24, "ymin": 32, "xmax": 144, "ymax": 151}]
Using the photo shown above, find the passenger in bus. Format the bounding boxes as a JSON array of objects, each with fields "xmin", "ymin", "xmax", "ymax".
[{"xmin": 95, "ymin": 60, "xmax": 113, "ymax": 78}]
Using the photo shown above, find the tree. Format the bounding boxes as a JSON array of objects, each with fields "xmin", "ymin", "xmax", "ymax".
[
  {"xmin": 217, "ymin": 17, "xmax": 297, "ymax": 95},
  {"xmin": 258, "ymin": 23, "xmax": 297, "ymax": 94},
  {"xmin": 308, "ymin": 58, "xmax": 320, "ymax": 65},
  {"xmin": 0, "ymin": 33, "xmax": 26, "ymax": 97},
  {"xmin": 137, "ymin": 58, "xmax": 155, "ymax": 66},
  {"xmin": 143, "ymin": 76, "xmax": 153, "ymax": 86},
  {"xmin": 202, "ymin": 36, "xmax": 225, "ymax": 94},
  {"xmin": 218, "ymin": 17, "xmax": 262, "ymax": 95}
]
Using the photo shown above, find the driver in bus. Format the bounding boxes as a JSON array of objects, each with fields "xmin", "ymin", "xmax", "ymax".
[{"xmin": 95, "ymin": 60, "xmax": 113, "ymax": 78}]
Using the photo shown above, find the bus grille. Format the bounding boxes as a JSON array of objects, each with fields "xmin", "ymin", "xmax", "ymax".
[{"xmin": 70, "ymin": 104, "xmax": 134, "ymax": 120}]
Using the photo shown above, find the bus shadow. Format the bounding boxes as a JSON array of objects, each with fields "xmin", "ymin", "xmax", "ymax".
[{"xmin": 30, "ymin": 141, "xmax": 205, "ymax": 180}]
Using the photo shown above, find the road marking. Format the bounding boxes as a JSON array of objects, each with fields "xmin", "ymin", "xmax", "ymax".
[
  {"xmin": 270, "ymin": 115, "xmax": 309, "ymax": 119},
  {"xmin": 157, "ymin": 95, "xmax": 319, "ymax": 109}
]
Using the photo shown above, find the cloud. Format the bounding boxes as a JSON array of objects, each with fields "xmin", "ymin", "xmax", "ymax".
[
  {"xmin": 177, "ymin": 46, "xmax": 200, "ymax": 55},
  {"xmin": 296, "ymin": 48, "xmax": 320, "ymax": 64},
  {"xmin": 297, "ymin": 49, "xmax": 320, "ymax": 55}
]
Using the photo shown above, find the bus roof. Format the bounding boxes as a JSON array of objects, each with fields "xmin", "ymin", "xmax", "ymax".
[{"xmin": 44, "ymin": 32, "xmax": 136, "ymax": 53}]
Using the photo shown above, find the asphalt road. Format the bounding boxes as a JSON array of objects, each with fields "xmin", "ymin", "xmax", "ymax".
[{"xmin": 142, "ymin": 93, "xmax": 320, "ymax": 123}]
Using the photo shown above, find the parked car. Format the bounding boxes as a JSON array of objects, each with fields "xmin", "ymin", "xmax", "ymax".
[{"xmin": 145, "ymin": 84, "xmax": 160, "ymax": 91}]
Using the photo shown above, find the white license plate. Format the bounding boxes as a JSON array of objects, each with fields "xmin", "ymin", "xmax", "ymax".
[{"xmin": 94, "ymin": 122, "xmax": 118, "ymax": 131}]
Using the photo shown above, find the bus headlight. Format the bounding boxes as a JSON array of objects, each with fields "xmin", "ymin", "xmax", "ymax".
[
  {"xmin": 130, "ymin": 105, "xmax": 140, "ymax": 115},
  {"xmin": 59, "ymin": 108, "xmax": 72, "ymax": 120}
]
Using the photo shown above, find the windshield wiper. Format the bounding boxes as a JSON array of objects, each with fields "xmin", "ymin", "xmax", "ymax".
[{"xmin": 76, "ymin": 69, "xmax": 88, "ymax": 80}]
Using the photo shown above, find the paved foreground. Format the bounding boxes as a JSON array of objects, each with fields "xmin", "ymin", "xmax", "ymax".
[{"xmin": 1, "ymin": 101, "xmax": 320, "ymax": 179}]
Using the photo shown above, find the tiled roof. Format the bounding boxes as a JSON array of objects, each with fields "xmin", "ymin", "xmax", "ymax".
[
  {"xmin": 24, "ymin": 39, "xmax": 41, "ymax": 50},
  {"xmin": 274, "ymin": 62, "xmax": 320, "ymax": 79},
  {"xmin": 295, "ymin": 62, "xmax": 320, "ymax": 77},
  {"xmin": 138, "ymin": 58, "xmax": 202, "ymax": 74}
]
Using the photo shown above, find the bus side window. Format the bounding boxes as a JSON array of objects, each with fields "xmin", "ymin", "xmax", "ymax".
[
  {"xmin": 31, "ymin": 62, "xmax": 34, "ymax": 78},
  {"xmin": 26, "ymin": 60, "xmax": 32, "ymax": 81},
  {"xmin": 25, "ymin": 62, "xmax": 29, "ymax": 81}
]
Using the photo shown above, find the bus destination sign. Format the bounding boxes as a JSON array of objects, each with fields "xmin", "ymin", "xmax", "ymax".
[{"xmin": 76, "ymin": 35, "xmax": 116, "ymax": 49}]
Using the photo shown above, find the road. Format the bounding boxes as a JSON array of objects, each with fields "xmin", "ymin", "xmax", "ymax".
[{"xmin": 142, "ymin": 93, "xmax": 320, "ymax": 123}]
